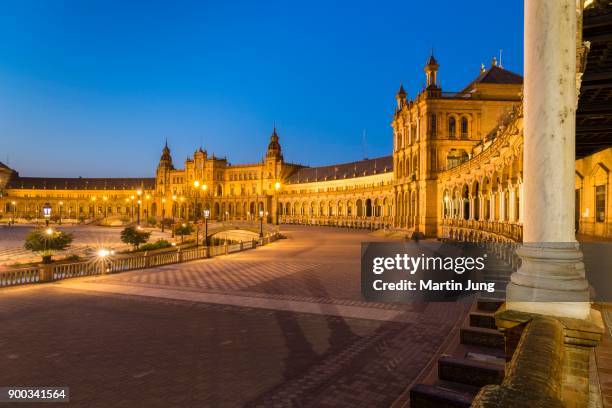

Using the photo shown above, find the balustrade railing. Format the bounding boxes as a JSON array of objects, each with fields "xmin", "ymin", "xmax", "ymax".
[
  {"xmin": 0, "ymin": 233, "xmax": 279, "ymax": 289},
  {"xmin": 441, "ymin": 217, "xmax": 523, "ymax": 242},
  {"xmin": 53, "ymin": 262, "xmax": 100, "ymax": 280},
  {"xmin": 0, "ymin": 266, "xmax": 40, "ymax": 287},
  {"xmin": 278, "ymin": 215, "xmax": 391, "ymax": 228}
]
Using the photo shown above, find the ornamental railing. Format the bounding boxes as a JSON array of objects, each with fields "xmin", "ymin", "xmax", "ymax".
[
  {"xmin": 0, "ymin": 266, "xmax": 40, "ymax": 287},
  {"xmin": 278, "ymin": 215, "xmax": 392, "ymax": 228},
  {"xmin": 441, "ymin": 217, "xmax": 523, "ymax": 243},
  {"xmin": 0, "ymin": 233, "xmax": 279, "ymax": 289}
]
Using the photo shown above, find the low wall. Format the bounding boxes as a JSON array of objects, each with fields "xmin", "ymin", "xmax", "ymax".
[
  {"xmin": 473, "ymin": 309, "xmax": 603, "ymax": 408},
  {"xmin": 0, "ymin": 233, "xmax": 279, "ymax": 288}
]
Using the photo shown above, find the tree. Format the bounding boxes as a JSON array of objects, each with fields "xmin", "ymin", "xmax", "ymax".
[
  {"xmin": 120, "ymin": 226, "xmax": 151, "ymax": 250},
  {"xmin": 24, "ymin": 228, "xmax": 74, "ymax": 263},
  {"xmin": 173, "ymin": 223, "xmax": 193, "ymax": 244}
]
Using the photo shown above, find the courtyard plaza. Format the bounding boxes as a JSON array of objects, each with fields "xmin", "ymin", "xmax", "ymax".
[{"xmin": 0, "ymin": 225, "xmax": 473, "ymax": 407}]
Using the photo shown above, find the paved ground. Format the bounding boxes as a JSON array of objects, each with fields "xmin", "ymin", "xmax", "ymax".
[
  {"xmin": 0, "ymin": 225, "xmax": 169, "ymax": 266},
  {"xmin": 0, "ymin": 225, "xmax": 470, "ymax": 407}
]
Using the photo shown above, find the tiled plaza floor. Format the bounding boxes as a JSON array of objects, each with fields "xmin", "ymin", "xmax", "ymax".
[{"xmin": 0, "ymin": 226, "xmax": 470, "ymax": 407}]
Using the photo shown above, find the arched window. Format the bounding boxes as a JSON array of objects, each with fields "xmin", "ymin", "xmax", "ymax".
[
  {"xmin": 461, "ymin": 117, "xmax": 469, "ymax": 139},
  {"xmin": 448, "ymin": 117, "xmax": 456, "ymax": 138},
  {"xmin": 429, "ymin": 114, "xmax": 437, "ymax": 137}
]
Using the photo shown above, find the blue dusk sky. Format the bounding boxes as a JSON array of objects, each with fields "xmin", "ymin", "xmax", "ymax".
[{"xmin": 0, "ymin": 1, "xmax": 524, "ymax": 177}]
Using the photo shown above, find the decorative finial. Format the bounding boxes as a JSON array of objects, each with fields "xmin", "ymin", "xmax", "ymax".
[{"xmin": 492, "ymin": 56, "xmax": 498, "ymax": 67}]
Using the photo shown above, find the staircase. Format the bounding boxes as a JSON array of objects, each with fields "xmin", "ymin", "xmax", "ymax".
[{"xmin": 407, "ymin": 247, "xmax": 515, "ymax": 407}]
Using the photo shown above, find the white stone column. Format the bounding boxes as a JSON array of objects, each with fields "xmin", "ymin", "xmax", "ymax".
[
  {"xmin": 508, "ymin": 187, "xmax": 516, "ymax": 222},
  {"xmin": 507, "ymin": 0, "xmax": 590, "ymax": 319},
  {"xmin": 518, "ymin": 183, "xmax": 524, "ymax": 223},
  {"xmin": 469, "ymin": 197, "xmax": 475, "ymax": 220},
  {"xmin": 499, "ymin": 190, "xmax": 506, "ymax": 222}
]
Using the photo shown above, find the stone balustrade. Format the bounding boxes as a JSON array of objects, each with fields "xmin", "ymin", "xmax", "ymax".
[
  {"xmin": 441, "ymin": 217, "xmax": 523, "ymax": 243},
  {"xmin": 279, "ymin": 215, "xmax": 391, "ymax": 229},
  {"xmin": 0, "ymin": 266, "xmax": 40, "ymax": 286},
  {"xmin": 0, "ymin": 233, "xmax": 279, "ymax": 288}
]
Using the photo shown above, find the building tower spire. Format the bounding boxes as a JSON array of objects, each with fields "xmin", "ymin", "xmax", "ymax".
[
  {"xmin": 396, "ymin": 84, "xmax": 407, "ymax": 109},
  {"xmin": 266, "ymin": 125, "xmax": 283, "ymax": 160},
  {"xmin": 424, "ymin": 52, "xmax": 440, "ymax": 88},
  {"xmin": 158, "ymin": 140, "xmax": 174, "ymax": 170}
]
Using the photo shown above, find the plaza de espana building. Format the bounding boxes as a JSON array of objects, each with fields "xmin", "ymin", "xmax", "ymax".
[{"xmin": 1, "ymin": 55, "xmax": 611, "ymax": 242}]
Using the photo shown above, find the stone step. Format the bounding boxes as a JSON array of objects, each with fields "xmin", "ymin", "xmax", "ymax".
[
  {"xmin": 438, "ymin": 356, "xmax": 505, "ymax": 388},
  {"xmin": 469, "ymin": 311, "xmax": 497, "ymax": 329},
  {"xmin": 460, "ymin": 326, "xmax": 505, "ymax": 349},
  {"xmin": 465, "ymin": 351, "xmax": 506, "ymax": 365},
  {"xmin": 476, "ymin": 299, "xmax": 503, "ymax": 312},
  {"xmin": 475, "ymin": 290, "xmax": 506, "ymax": 302},
  {"xmin": 410, "ymin": 381, "xmax": 477, "ymax": 408}
]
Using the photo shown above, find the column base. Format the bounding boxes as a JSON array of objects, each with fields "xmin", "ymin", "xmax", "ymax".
[
  {"xmin": 507, "ymin": 243, "xmax": 591, "ymax": 319},
  {"xmin": 505, "ymin": 293, "xmax": 591, "ymax": 320}
]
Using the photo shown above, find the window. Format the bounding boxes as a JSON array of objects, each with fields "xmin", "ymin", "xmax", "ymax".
[
  {"xmin": 461, "ymin": 117, "xmax": 469, "ymax": 139},
  {"xmin": 596, "ymin": 185, "xmax": 606, "ymax": 222},
  {"xmin": 429, "ymin": 114, "xmax": 437, "ymax": 137},
  {"xmin": 448, "ymin": 117, "xmax": 456, "ymax": 138}
]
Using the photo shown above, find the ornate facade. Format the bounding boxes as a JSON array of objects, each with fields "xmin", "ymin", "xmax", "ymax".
[{"xmin": 0, "ymin": 57, "xmax": 610, "ymax": 240}]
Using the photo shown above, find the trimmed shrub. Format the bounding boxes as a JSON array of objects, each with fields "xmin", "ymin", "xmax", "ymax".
[{"xmin": 139, "ymin": 239, "xmax": 172, "ymax": 251}]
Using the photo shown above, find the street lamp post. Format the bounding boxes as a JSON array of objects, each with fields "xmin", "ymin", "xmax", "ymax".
[
  {"xmin": 91, "ymin": 197, "xmax": 97, "ymax": 220},
  {"xmin": 145, "ymin": 194, "xmax": 150, "ymax": 222},
  {"xmin": 58, "ymin": 201, "xmax": 63, "ymax": 225},
  {"xmin": 274, "ymin": 182, "xmax": 281, "ymax": 226},
  {"xmin": 10, "ymin": 201, "xmax": 16, "ymax": 225},
  {"xmin": 204, "ymin": 208, "xmax": 210, "ymax": 246},
  {"xmin": 137, "ymin": 200, "xmax": 141, "ymax": 225},
  {"xmin": 195, "ymin": 222, "xmax": 199, "ymax": 246},
  {"xmin": 259, "ymin": 209, "xmax": 264, "ymax": 237},
  {"xmin": 43, "ymin": 203, "xmax": 52, "ymax": 227},
  {"xmin": 193, "ymin": 180, "xmax": 200, "ymax": 222},
  {"xmin": 161, "ymin": 198, "xmax": 166, "ymax": 232},
  {"xmin": 201, "ymin": 184, "xmax": 208, "ymax": 220},
  {"xmin": 136, "ymin": 190, "xmax": 142, "ymax": 225},
  {"xmin": 103, "ymin": 196, "xmax": 108, "ymax": 220},
  {"xmin": 172, "ymin": 195, "xmax": 177, "ymax": 222}
]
